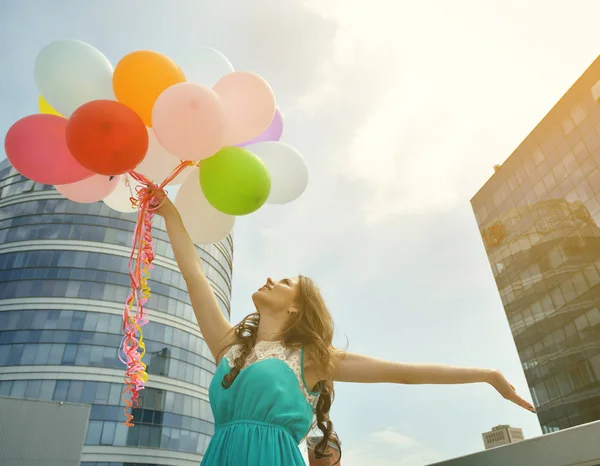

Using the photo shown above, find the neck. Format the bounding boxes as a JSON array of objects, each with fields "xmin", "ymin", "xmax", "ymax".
[{"xmin": 255, "ymin": 310, "xmax": 287, "ymax": 342}]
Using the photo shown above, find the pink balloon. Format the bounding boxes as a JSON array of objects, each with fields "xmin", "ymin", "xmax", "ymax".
[
  {"xmin": 55, "ymin": 174, "xmax": 120, "ymax": 203},
  {"xmin": 135, "ymin": 129, "xmax": 193, "ymax": 185},
  {"xmin": 152, "ymin": 83, "xmax": 225, "ymax": 160},
  {"xmin": 4, "ymin": 114, "xmax": 94, "ymax": 185},
  {"xmin": 213, "ymin": 71, "xmax": 276, "ymax": 145}
]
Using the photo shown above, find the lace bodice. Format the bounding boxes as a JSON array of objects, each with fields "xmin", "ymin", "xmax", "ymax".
[{"xmin": 225, "ymin": 340, "xmax": 320, "ymax": 407}]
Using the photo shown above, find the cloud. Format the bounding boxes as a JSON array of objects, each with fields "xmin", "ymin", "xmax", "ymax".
[
  {"xmin": 285, "ymin": 1, "xmax": 471, "ymax": 223},
  {"xmin": 343, "ymin": 428, "xmax": 442, "ymax": 466}
]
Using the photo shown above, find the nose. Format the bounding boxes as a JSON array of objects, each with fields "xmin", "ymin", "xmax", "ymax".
[{"xmin": 267, "ymin": 277, "xmax": 275, "ymax": 286}]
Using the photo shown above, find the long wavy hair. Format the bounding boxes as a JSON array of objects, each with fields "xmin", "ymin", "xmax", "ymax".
[{"xmin": 219, "ymin": 275, "xmax": 342, "ymax": 464}]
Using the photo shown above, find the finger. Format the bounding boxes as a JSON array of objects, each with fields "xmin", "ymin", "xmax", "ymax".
[{"xmin": 513, "ymin": 395, "xmax": 536, "ymax": 413}]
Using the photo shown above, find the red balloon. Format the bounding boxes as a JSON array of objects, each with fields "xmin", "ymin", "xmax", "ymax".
[{"xmin": 66, "ymin": 100, "xmax": 149, "ymax": 176}]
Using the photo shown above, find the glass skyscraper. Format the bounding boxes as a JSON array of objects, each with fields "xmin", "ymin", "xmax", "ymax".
[
  {"xmin": 471, "ymin": 57, "xmax": 600, "ymax": 434},
  {"xmin": 0, "ymin": 158, "xmax": 233, "ymax": 465}
]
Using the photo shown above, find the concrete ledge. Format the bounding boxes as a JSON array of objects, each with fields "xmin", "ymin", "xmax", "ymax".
[
  {"xmin": 427, "ymin": 421, "xmax": 600, "ymax": 466},
  {"xmin": 80, "ymin": 446, "xmax": 203, "ymax": 466}
]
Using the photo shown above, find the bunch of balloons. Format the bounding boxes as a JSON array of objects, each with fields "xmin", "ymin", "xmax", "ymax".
[
  {"xmin": 3, "ymin": 39, "xmax": 309, "ymax": 426},
  {"xmin": 5, "ymin": 39, "xmax": 309, "ymax": 244}
]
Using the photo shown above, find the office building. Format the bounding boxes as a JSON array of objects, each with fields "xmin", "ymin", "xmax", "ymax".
[
  {"xmin": 0, "ymin": 159, "xmax": 233, "ymax": 465},
  {"xmin": 471, "ymin": 57, "xmax": 600, "ymax": 434},
  {"xmin": 482, "ymin": 424, "xmax": 524, "ymax": 450}
]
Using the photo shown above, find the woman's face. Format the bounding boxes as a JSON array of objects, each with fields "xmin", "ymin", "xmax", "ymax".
[{"xmin": 252, "ymin": 277, "xmax": 299, "ymax": 315}]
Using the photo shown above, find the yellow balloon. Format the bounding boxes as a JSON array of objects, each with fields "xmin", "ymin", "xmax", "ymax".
[{"xmin": 38, "ymin": 95, "xmax": 64, "ymax": 117}]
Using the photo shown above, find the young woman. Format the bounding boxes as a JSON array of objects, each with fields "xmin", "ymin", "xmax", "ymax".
[{"xmin": 155, "ymin": 194, "xmax": 535, "ymax": 466}]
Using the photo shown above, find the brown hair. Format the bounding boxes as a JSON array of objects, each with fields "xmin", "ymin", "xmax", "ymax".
[{"xmin": 220, "ymin": 275, "xmax": 342, "ymax": 464}]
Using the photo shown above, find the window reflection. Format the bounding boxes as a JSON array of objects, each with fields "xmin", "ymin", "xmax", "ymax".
[
  {"xmin": 0, "ymin": 203, "xmax": 233, "ymax": 275},
  {"xmin": 0, "ymin": 249, "xmax": 230, "ymax": 315},
  {"xmin": 0, "ymin": 379, "xmax": 214, "ymax": 433},
  {"xmin": 0, "ymin": 310, "xmax": 214, "ymax": 364}
]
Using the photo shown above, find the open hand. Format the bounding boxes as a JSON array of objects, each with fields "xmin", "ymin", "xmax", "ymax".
[{"xmin": 487, "ymin": 370, "xmax": 536, "ymax": 413}]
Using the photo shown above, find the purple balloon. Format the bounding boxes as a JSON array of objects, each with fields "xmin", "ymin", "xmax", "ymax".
[{"xmin": 236, "ymin": 107, "xmax": 283, "ymax": 147}]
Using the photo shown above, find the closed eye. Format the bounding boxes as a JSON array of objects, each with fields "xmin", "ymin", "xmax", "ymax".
[{"xmin": 281, "ymin": 279, "xmax": 292, "ymax": 286}]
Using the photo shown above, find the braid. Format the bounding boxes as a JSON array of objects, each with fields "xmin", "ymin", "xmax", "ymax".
[
  {"xmin": 221, "ymin": 313, "xmax": 259, "ymax": 389},
  {"xmin": 312, "ymin": 381, "xmax": 341, "ymax": 464}
]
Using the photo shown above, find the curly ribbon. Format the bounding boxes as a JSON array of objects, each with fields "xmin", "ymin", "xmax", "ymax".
[{"xmin": 119, "ymin": 160, "xmax": 196, "ymax": 426}]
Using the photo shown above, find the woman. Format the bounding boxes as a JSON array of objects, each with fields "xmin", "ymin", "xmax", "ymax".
[{"xmin": 155, "ymin": 194, "xmax": 535, "ymax": 466}]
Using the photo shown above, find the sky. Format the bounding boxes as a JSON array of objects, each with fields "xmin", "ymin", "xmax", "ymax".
[{"xmin": 1, "ymin": 1, "xmax": 600, "ymax": 465}]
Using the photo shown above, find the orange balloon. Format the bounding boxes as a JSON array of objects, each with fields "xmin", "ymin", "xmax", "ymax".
[{"xmin": 113, "ymin": 51, "xmax": 186, "ymax": 127}]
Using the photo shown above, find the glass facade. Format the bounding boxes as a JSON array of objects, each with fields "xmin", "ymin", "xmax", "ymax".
[
  {"xmin": 471, "ymin": 58, "xmax": 600, "ymax": 434},
  {"xmin": 0, "ymin": 159, "xmax": 233, "ymax": 464}
]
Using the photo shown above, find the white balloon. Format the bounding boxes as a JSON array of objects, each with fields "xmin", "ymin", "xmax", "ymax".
[
  {"xmin": 102, "ymin": 174, "xmax": 138, "ymax": 214},
  {"xmin": 135, "ymin": 129, "xmax": 193, "ymax": 186},
  {"xmin": 178, "ymin": 47, "xmax": 234, "ymax": 88},
  {"xmin": 175, "ymin": 168, "xmax": 235, "ymax": 245},
  {"xmin": 34, "ymin": 40, "xmax": 115, "ymax": 117},
  {"xmin": 247, "ymin": 142, "xmax": 308, "ymax": 204}
]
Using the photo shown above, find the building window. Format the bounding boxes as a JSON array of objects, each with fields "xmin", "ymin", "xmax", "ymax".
[
  {"xmin": 570, "ymin": 103, "xmax": 586, "ymax": 126},
  {"xmin": 561, "ymin": 116, "xmax": 575, "ymax": 135}
]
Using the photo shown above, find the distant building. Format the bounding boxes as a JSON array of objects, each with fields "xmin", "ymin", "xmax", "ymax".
[
  {"xmin": 482, "ymin": 424, "xmax": 524, "ymax": 450},
  {"xmin": 471, "ymin": 56, "xmax": 600, "ymax": 433}
]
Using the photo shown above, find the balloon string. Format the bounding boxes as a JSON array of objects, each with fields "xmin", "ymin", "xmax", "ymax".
[{"xmin": 119, "ymin": 160, "xmax": 195, "ymax": 426}]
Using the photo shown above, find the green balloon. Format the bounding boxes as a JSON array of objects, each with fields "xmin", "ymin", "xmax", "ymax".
[{"xmin": 200, "ymin": 146, "xmax": 271, "ymax": 216}]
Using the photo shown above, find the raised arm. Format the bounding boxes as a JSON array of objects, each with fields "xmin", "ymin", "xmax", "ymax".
[
  {"xmin": 333, "ymin": 351, "xmax": 536, "ymax": 413},
  {"xmin": 154, "ymin": 192, "xmax": 234, "ymax": 362}
]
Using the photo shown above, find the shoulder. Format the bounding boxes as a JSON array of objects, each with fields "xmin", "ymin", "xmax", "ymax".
[
  {"xmin": 216, "ymin": 341, "xmax": 243, "ymax": 366},
  {"xmin": 303, "ymin": 345, "xmax": 340, "ymax": 383}
]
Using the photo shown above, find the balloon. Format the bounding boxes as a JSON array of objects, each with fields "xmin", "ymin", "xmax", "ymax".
[
  {"xmin": 113, "ymin": 50, "xmax": 186, "ymax": 126},
  {"xmin": 56, "ymin": 174, "xmax": 119, "ymax": 203},
  {"xmin": 102, "ymin": 174, "xmax": 138, "ymax": 214},
  {"xmin": 237, "ymin": 107, "xmax": 283, "ymax": 147},
  {"xmin": 200, "ymin": 146, "xmax": 271, "ymax": 216},
  {"xmin": 247, "ymin": 141, "xmax": 308, "ymax": 204},
  {"xmin": 38, "ymin": 95, "xmax": 63, "ymax": 117},
  {"xmin": 175, "ymin": 168, "xmax": 235, "ymax": 245},
  {"xmin": 4, "ymin": 114, "xmax": 94, "ymax": 185},
  {"xmin": 179, "ymin": 47, "xmax": 234, "ymax": 88},
  {"xmin": 152, "ymin": 83, "xmax": 225, "ymax": 160},
  {"xmin": 213, "ymin": 71, "xmax": 276, "ymax": 145},
  {"xmin": 66, "ymin": 100, "xmax": 149, "ymax": 176},
  {"xmin": 135, "ymin": 129, "xmax": 193, "ymax": 186},
  {"xmin": 34, "ymin": 40, "xmax": 115, "ymax": 117}
]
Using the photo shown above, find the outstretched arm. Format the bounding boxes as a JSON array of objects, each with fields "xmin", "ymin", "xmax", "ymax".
[
  {"xmin": 333, "ymin": 352, "xmax": 536, "ymax": 413},
  {"xmin": 154, "ymin": 192, "xmax": 234, "ymax": 363}
]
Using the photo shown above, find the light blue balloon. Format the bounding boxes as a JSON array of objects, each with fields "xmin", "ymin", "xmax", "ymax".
[
  {"xmin": 177, "ymin": 47, "xmax": 234, "ymax": 88},
  {"xmin": 34, "ymin": 40, "xmax": 115, "ymax": 117}
]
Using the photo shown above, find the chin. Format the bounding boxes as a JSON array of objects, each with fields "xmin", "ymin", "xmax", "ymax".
[{"xmin": 251, "ymin": 291, "xmax": 264, "ymax": 307}]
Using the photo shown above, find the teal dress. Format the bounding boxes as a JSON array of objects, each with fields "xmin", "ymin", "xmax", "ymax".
[{"xmin": 201, "ymin": 340, "xmax": 320, "ymax": 465}]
